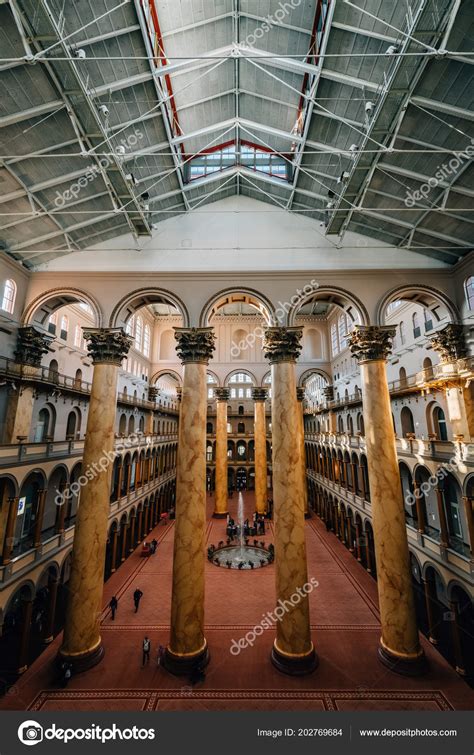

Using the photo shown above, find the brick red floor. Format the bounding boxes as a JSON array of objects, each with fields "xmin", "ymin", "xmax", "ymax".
[{"xmin": 2, "ymin": 492, "xmax": 473, "ymax": 711}]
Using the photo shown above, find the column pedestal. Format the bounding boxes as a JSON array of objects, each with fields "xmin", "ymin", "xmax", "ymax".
[{"xmin": 264, "ymin": 328, "xmax": 317, "ymax": 676}]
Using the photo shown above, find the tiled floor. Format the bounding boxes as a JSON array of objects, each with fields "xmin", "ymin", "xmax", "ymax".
[{"xmin": 2, "ymin": 492, "xmax": 473, "ymax": 711}]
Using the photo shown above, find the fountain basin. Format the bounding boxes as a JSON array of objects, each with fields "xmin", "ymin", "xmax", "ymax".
[{"xmin": 209, "ymin": 544, "xmax": 273, "ymax": 569}]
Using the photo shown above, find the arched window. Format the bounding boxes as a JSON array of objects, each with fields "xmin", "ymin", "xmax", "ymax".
[
  {"xmin": 143, "ymin": 324, "xmax": 151, "ymax": 358},
  {"xmin": 465, "ymin": 276, "xmax": 474, "ymax": 311},
  {"xmin": 423, "ymin": 357, "xmax": 433, "ymax": 379},
  {"xmin": 338, "ymin": 314, "xmax": 347, "ymax": 350},
  {"xmin": 330, "ymin": 323, "xmax": 338, "ymax": 356},
  {"xmin": 135, "ymin": 316, "xmax": 143, "ymax": 351},
  {"xmin": 433, "ymin": 406, "xmax": 448, "ymax": 441},
  {"xmin": 399, "ymin": 321, "xmax": 405, "ymax": 344},
  {"xmin": 1, "ymin": 279, "xmax": 16, "ymax": 314},
  {"xmin": 423, "ymin": 307, "xmax": 433, "ymax": 332},
  {"xmin": 74, "ymin": 324, "xmax": 82, "ymax": 347},
  {"xmin": 126, "ymin": 315, "xmax": 135, "ymax": 336},
  {"xmin": 400, "ymin": 406, "xmax": 415, "ymax": 436},
  {"xmin": 412, "ymin": 312, "xmax": 421, "ymax": 339},
  {"xmin": 48, "ymin": 312, "xmax": 57, "ymax": 334},
  {"xmin": 60, "ymin": 315, "xmax": 68, "ymax": 340}
]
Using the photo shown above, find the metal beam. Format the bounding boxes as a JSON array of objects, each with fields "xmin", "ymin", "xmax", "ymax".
[
  {"xmin": 378, "ymin": 162, "xmax": 474, "ymax": 198},
  {"xmin": 411, "ymin": 96, "xmax": 474, "ymax": 123},
  {"xmin": 0, "ymin": 100, "xmax": 64, "ymax": 128}
]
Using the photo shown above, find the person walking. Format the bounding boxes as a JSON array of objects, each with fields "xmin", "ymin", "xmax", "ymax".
[
  {"xmin": 157, "ymin": 644, "xmax": 165, "ymax": 666},
  {"xmin": 142, "ymin": 636, "xmax": 151, "ymax": 666},
  {"xmin": 109, "ymin": 595, "xmax": 118, "ymax": 620},
  {"xmin": 151, "ymin": 538, "xmax": 158, "ymax": 554},
  {"xmin": 133, "ymin": 588, "xmax": 143, "ymax": 613}
]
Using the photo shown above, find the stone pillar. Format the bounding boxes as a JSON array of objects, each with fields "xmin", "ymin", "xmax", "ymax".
[
  {"xmin": 17, "ymin": 596, "xmax": 33, "ymax": 674},
  {"xmin": 1, "ymin": 497, "xmax": 19, "ymax": 564},
  {"xmin": 110, "ymin": 528, "xmax": 119, "ymax": 573},
  {"xmin": 296, "ymin": 388, "xmax": 310, "ymax": 518},
  {"xmin": 435, "ymin": 485, "xmax": 450, "ymax": 548},
  {"xmin": 146, "ymin": 386, "xmax": 158, "ymax": 435},
  {"xmin": 412, "ymin": 481, "xmax": 426, "ymax": 534},
  {"xmin": 43, "ymin": 573, "xmax": 59, "ymax": 644},
  {"xmin": 59, "ymin": 328, "xmax": 132, "ymax": 672},
  {"xmin": 164, "ymin": 328, "xmax": 215, "ymax": 675},
  {"xmin": 263, "ymin": 327, "xmax": 317, "ymax": 675},
  {"xmin": 213, "ymin": 387, "xmax": 230, "ymax": 518},
  {"xmin": 128, "ymin": 512, "xmax": 136, "ymax": 553},
  {"xmin": 252, "ymin": 387, "xmax": 268, "ymax": 516},
  {"xmin": 430, "ymin": 324, "xmax": 470, "ymax": 437},
  {"xmin": 33, "ymin": 489, "xmax": 47, "ymax": 548},
  {"xmin": 422, "ymin": 576, "xmax": 438, "ymax": 645},
  {"xmin": 4, "ymin": 327, "xmax": 54, "ymax": 443},
  {"xmin": 55, "ymin": 483, "xmax": 68, "ymax": 534},
  {"xmin": 462, "ymin": 496, "xmax": 474, "ymax": 561},
  {"xmin": 349, "ymin": 326, "xmax": 425, "ymax": 675}
]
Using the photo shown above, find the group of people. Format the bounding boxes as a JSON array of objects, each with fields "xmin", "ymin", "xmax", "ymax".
[
  {"xmin": 107, "ymin": 587, "xmax": 144, "ymax": 620},
  {"xmin": 226, "ymin": 511, "xmax": 266, "ymax": 539}
]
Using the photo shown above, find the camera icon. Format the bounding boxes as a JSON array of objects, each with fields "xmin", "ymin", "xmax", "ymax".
[{"xmin": 18, "ymin": 720, "xmax": 44, "ymax": 746}]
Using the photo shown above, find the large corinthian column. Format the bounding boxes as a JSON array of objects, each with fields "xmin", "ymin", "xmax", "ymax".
[
  {"xmin": 349, "ymin": 325, "xmax": 426, "ymax": 675},
  {"xmin": 59, "ymin": 328, "xmax": 132, "ymax": 671},
  {"xmin": 164, "ymin": 327, "xmax": 216, "ymax": 675},
  {"xmin": 263, "ymin": 327, "xmax": 317, "ymax": 675}
]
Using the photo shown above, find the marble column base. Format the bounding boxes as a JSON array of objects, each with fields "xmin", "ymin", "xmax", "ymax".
[
  {"xmin": 271, "ymin": 641, "xmax": 318, "ymax": 676},
  {"xmin": 163, "ymin": 641, "xmax": 209, "ymax": 676},
  {"xmin": 212, "ymin": 511, "xmax": 228, "ymax": 519},
  {"xmin": 57, "ymin": 641, "xmax": 105, "ymax": 674},
  {"xmin": 378, "ymin": 641, "xmax": 427, "ymax": 676}
]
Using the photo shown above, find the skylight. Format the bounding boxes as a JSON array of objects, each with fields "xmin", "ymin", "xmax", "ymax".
[{"xmin": 186, "ymin": 140, "xmax": 291, "ymax": 183}]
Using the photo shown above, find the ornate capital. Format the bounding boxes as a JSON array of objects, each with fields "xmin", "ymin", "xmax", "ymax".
[
  {"xmin": 348, "ymin": 325, "xmax": 395, "ymax": 363},
  {"xmin": 252, "ymin": 387, "xmax": 268, "ymax": 402},
  {"xmin": 15, "ymin": 326, "xmax": 54, "ymax": 367},
  {"xmin": 174, "ymin": 327, "xmax": 215, "ymax": 365},
  {"xmin": 263, "ymin": 327, "xmax": 303, "ymax": 364},
  {"xmin": 429, "ymin": 323, "xmax": 467, "ymax": 362},
  {"xmin": 148, "ymin": 386, "xmax": 159, "ymax": 402},
  {"xmin": 83, "ymin": 328, "xmax": 132, "ymax": 365},
  {"xmin": 296, "ymin": 387, "xmax": 305, "ymax": 402},
  {"xmin": 323, "ymin": 385, "xmax": 334, "ymax": 401},
  {"xmin": 215, "ymin": 387, "xmax": 230, "ymax": 402}
]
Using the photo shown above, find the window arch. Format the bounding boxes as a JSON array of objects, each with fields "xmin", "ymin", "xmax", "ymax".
[
  {"xmin": 74, "ymin": 324, "xmax": 82, "ymax": 348},
  {"xmin": 400, "ymin": 406, "xmax": 415, "ymax": 436},
  {"xmin": 338, "ymin": 314, "xmax": 348, "ymax": 350},
  {"xmin": 143, "ymin": 324, "xmax": 151, "ymax": 358},
  {"xmin": 126, "ymin": 315, "xmax": 135, "ymax": 336},
  {"xmin": 433, "ymin": 406, "xmax": 448, "ymax": 441},
  {"xmin": 465, "ymin": 276, "xmax": 474, "ymax": 311},
  {"xmin": 412, "ymin": 312, "xmax": 421, "ymax": 339},
  {"xmin": 48, "ymin": 312, "xmax": 57, "ymax": 334},
  {"xmin": 1, "ymin": 279, "xmax": 16, "ymax": 314},
  {"xmin": 135, "ymin": 316, "xmax": 143, "ymax": 351},
  {"xmin": 60, "ymin": 315, "xmax": 69, "ymax": 340},
  {"xmin": 399, "ymin": 321, "xmax": 405, "ymax": 344}
]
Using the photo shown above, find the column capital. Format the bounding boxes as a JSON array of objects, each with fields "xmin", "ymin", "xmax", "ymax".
[
  {"xmin": 429, "ymin": 323, "xmax": 467, "ymax": 362},
  {"xmin": 83, "ymin": 328, "xmax": 133, "ymax": 365},
  {"xmin": 148, "ymin": 386, "xmax": 159, "ymax": 402},
  {"xmin": 174, "ymin": 327, "xmax": 215, "ymax": 365},
  {"xmin": 215, "ymin": 387, "xmax": 230, "ymax": 401},
  {"xmin": 296, "ymin": 387, "xmax": 305, "ymax": 402},
  {"xmin": 323, "ymin": 385, "xmax": 334, "ymax": 401},
  {"xmin": 263, "ymin": 327, "xmax": 303, "ymax": 364},
  {"xmin": 348, "ymin": 325, "xmax": 395, "ymax": 363},
  {"xmin": 252, "ymin": 387, "xmax": 268, "ymax": 402},
  {"xmin": 14, "ymin": 326, "xmax": 54, "ymax": 367}
]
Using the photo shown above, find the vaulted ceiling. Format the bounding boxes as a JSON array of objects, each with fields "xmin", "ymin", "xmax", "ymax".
[{"xmin": 0, "ymin": 0, "xmax": 472, "ymax": 268}]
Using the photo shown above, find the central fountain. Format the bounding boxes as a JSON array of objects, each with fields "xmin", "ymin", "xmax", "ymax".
[{"xmin": 208, "ymin": 492, "xmax": 273, "ymax": 569}]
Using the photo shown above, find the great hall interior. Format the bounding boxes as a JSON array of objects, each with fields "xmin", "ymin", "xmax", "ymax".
[{"xmin": 0, "ymin": 0, "xmax": 473, "ymax": 713}]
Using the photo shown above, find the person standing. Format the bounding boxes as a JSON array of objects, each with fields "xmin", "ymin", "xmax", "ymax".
[
  {"xmin": 142, "ymin": 636, "xmax": 151, "ymax": 666},
  {"xmin": 133, "ymin": 588, "xmax": 143, "ymax": 613},
  {"xmin": 109, "ymin": 595, "xmax": 118, "ymax": 620}
]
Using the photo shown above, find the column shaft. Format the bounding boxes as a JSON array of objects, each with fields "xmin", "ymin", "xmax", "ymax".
[
  {"xmin": 253, "ymin": 388, "xmax": 268, "ymax": 515},
  {"xmin": 349, "ymin": 325, "xmax": 425, "ymax": 675},
  {"xmin": 214, "ymin": 389, "xmax": 229, "ymax": 517}
]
